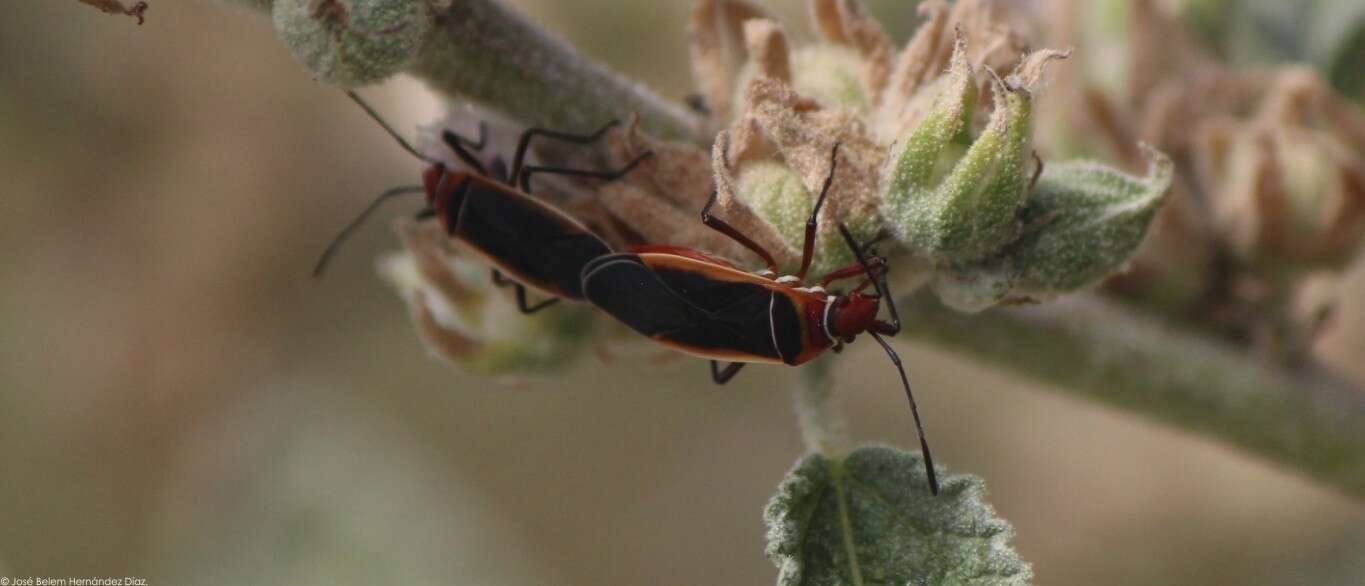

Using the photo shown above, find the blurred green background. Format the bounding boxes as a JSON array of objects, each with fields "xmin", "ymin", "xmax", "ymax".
[{"xmin": 2, "ymin": 1, "xmax": 1364, "ymax": 584}]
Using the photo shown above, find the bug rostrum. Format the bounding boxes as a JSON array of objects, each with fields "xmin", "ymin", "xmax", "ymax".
[
  {"xmin": 314, "ymin": 91, "xmax": 652, "ymax": 314},
  {"xmin": 581, "ymin": 144, "xmax": 940, "ymax": 495}
]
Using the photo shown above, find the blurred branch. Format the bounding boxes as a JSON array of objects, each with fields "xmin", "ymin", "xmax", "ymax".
[
  {"xmin": 227, "ymin": 0, "xmax": 703, "ymax": 141},
  {"xmin": 899, "ymin": 292, "xmax": 1365, "ymax": 501},
  {"xmin": 78, "ymin": 0, "xmax": 147, "ymax": 24}
]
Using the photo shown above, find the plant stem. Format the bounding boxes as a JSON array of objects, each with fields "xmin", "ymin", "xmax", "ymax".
[
  {"xmin": 413, "ymin": 0, "xmax": 703, "ymax": 141},
  {"xmin": 795, "ymin": 356, "xmax": 851, "ymax": 457},
  {"xmin": 226, "ymin": 0, "xmax": 703, "ymax": 142},
  {"xmin": 899, "ymin": 292, "xmax": 1365, "ymax": 500}
]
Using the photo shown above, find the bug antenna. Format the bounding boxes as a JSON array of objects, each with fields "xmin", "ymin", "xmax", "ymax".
[
  {"xmin": 312, "ymin": 185, "xmax": 426, "ymax": 278},
  {"xmin": 346, "ymin": 91, "xmax": 439, "ymax": 165},
  {"xmin": 870, "ymin": 330, "xmax": 939, "ymax": 496}
]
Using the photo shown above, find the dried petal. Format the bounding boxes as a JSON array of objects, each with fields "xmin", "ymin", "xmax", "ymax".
[
  {"xmin": 809, "ymin": 0, "xmax": 894, "ymax": 106},
  {"xmin": 743, "ymin": 19, "xmax": 792, "ymax": 83},
  {"xmin": 689, "ymin": 0, "xmax": 770, "ymax": 125}
]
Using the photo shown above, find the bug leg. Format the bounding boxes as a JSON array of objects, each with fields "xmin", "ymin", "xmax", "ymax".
[
  {"xmin": 510, "ymin": 120, "xmax": 621, "ymax": 185},
  {"xmin": 796, "ymin": 143, "xmax": 840, "ymax": 281},
  {"xmin": 518, "ymin": 152, "xmax": 653, "ymax": 194},
  {"xmin": 441, "ymin": 126, "xmax": 490, "ymax": 176},
  {"xmin": 489, "ymin": 156, "xmax": 510, "ymax": 184},
  {"xmin": 1030, "ymin": 151, "xmax": 1044, "ymax": 191},
  {"xmin": 684, "ymin": 94, "xmax": 711, "ymax": 116},
  {"xmin": 817, "ymin": 258, "xmax": 887, "ymax": 289},
  {"xmin": 490, "ymin": 268, "xmax": 512, "ymax": 287},
  {"xmin": 710, "ymin": 361, "xmax": 746, "ymax": 384},
  {"xmin": 701, "ymin": 190, "xmax": 780, "ymax": 275},
  {"xmin": 513, "ymin": 283, "xmax": 560, "ymax": 314},
  {"xmin": 492, "ymin": 269, "xmax": 559, "ymax": 313}
]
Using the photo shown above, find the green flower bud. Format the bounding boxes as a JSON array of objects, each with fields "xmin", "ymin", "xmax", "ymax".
[
  {"xmin": 997, "ymin": 145, "xmax": 1174, "ymax": 299},
  {"xmin": 737, "ymin": 161, "xmax": 811, "ymax": 254},
  {"xmin": 926, "ymin": 82, "xmax": 1031, "ymax": 261},
  {"xmin": 791, "ymin": 45, "xmax": 869, "ymax": 111},
  {"xmin": 880, "ymin": 44, "xmax": 976, "ymax": 228},
  {"xmin": 273, "ymin": 0, "xmax": 431, "ymax": 87},
  {"xmin": 883, "ymin": 44, "xmax": 1037, "ymax": 264},
  {"xmin": 734, "ymin": 159, "xmax": 880, "ymax": 276}
]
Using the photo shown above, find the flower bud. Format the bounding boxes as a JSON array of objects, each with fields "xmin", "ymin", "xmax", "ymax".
[
  {"xmin": 996, "ymin": 145, "xmax": 1174, "ymax": 300},
  {"xmin": 274, "ymin": 0, "xmax": 431, "ymax": 87},
  {"xmin": 884, "ymin": 49, "xmax": 1038, "ymax": 264},
  {"xmin": 1202, "ymin": 122, "xmax": 1365, "ymax": 270},
  {"xmin": 880, "ymin": 42, "xmax": 977, "ymax": 253}
]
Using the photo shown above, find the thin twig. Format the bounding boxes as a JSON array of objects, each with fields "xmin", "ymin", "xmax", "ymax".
[{"xmin": 78, "ymin": 0, "xmax": 148, "ymax": 24}]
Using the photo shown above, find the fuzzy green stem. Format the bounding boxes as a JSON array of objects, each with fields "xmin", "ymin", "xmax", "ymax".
[
  {"xmin": 413, "ymin": 1, "xmax": 702, "ymax": 141},
  {"xmin": 795, "ymin": 356, "xmax": 851, "ymax": 457},
  {"xmin": 228, "ymin": 0, "xmax": 704, "ymax": 141},
  {"xmin": 899, "ymin": 292, "xmax": 1365, "ymax": 500}
]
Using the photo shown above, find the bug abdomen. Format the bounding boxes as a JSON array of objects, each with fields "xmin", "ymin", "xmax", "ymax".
[
  {"xmin": 582, "ymin": 253, "xmax": 787, "ymax": 364},
  {"xmin": 451, "ymin": 178, "xmax": 611, "ymax": 299}
]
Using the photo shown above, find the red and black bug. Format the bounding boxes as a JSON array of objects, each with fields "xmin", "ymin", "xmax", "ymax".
[
  {"xmin": 313, "ymin": 92, "xmax": 651, "ymax": 313},
  {"xmin": 580, "ymin": 145, "xmax": 939, "ymax": 494}
]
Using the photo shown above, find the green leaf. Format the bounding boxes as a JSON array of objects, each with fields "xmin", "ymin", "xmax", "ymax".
[
  {"xmin": 1002, "ymin": 146, "xmax": 1173, "ymax": 297},
  {"xmin": 765, "ymin": 446, "xmax": 1030, "ymax": 586}
]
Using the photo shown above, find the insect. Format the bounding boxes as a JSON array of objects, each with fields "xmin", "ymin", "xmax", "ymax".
[
  {"xmin": 580, "ymin": 145, "xmax": 939, "ymax": 494},
  {"xmin": 313, "ymin": 91, "xmax": 651, "ymax": 314}
]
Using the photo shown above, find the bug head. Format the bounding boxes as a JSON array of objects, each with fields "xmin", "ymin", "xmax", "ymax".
[
  {"xmin": 422, "ymin": 164, "xmax": 472, "ymax": 234},
  {"xmin": 829, "ymin": 291, "xmax": 880, "ymax": 343},
  {"xmin": 827, "ymin": 225, "xmax": 901, "ymax": 341}
]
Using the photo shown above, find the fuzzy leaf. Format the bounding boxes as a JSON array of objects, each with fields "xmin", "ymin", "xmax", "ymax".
[
  {"xmin": 765, "ymin": 446, "xmax": 1030, "ymax": 586},
  {"xmin": 1004, "ymin": 147, "xmax": 1174, "ymax": 297}
]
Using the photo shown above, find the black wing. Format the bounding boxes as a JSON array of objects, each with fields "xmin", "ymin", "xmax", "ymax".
[
  {"xmin": 452, "ymin": 180, "xmax": 611, "ymax": 299},
  {"xmin": 581, "ymin": 253, "xmax": 789, "ymax": 363}
]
